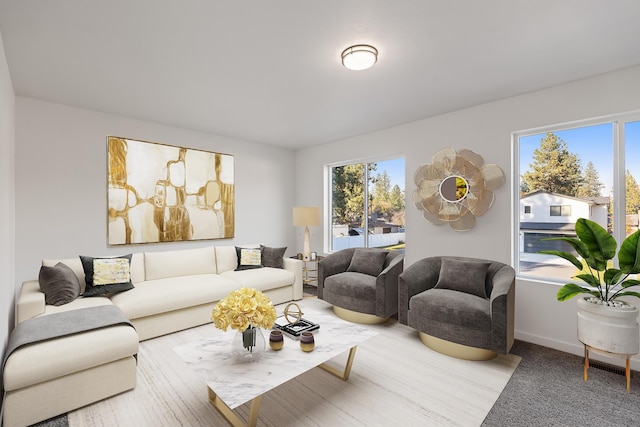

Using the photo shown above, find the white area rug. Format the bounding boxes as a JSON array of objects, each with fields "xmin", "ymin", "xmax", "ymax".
[{"xmin": 68, "ymin": 300, "xmax": 520, "ymax": 426}]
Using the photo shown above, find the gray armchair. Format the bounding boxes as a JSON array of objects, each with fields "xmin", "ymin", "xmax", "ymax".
[
  {"xmin": 318, "ymin": 248, "xmax": 404, "ymax": 324},
  {"xmin": 398, "ymin": 256, "xmax": 515, "ymax": 359}
]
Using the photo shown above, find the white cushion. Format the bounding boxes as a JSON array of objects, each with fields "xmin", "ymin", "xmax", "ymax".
[
  {"xmin": 110, "ymin": 274, "xmax": 240, "ymax": 320},
  {"xmin": 220, "ymin": 267, "xmax": 295, "ymax": 292},
  {"xmin": 42, "ymin": 295, "xmax": 113, "ymax": 316},
  {"xmin": 215, "ymin": 246, "xmax": 238, "ymax": 273},
  {"xmin": 144, "ymin": 247, "xmax": 216, "ymax": 280},
  {"xmin": 3, "ymin": 325, "xmax": 138, "ymax": 391}
]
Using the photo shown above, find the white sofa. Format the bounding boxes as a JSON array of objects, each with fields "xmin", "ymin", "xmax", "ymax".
[
  {"xmin": 17, "ymin": 245, "xmax": 303, "ymax": 340},
  {"xmin": 3, "ymin": 245, "xmax": 302, "ymax": 426}
]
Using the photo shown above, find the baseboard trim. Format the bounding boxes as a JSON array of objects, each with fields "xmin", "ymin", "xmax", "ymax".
[{"xmin": 515, "ymin": 330, "xmax": 640, "ymax": 372}]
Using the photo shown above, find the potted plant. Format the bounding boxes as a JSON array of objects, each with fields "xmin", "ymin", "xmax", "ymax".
[{"xmin": 540, "ymin": 218, "xmax": 640, "ymax": 355}]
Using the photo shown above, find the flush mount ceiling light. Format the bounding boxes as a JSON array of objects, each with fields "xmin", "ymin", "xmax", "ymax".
[{"xmin": 341, "ymin": 44, "xmax": 378, "ymax": 71}]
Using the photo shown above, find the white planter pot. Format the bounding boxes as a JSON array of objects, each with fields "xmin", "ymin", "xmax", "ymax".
[{"xmin": 577, "ymin": 297, "xmax": 640, "ymax": 355}]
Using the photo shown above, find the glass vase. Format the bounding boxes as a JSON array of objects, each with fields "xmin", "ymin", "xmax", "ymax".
[{"xmin": 232, "ymin": 326, "xmax": 266, "ymax": 361}]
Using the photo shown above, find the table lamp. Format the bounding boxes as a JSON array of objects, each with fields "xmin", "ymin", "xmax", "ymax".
[{"xmin": 293, "ymin": 206, "xmax": 321, "ymax": 261}]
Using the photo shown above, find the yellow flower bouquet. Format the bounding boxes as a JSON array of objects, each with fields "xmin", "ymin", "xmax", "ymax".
[{"xmin": 211, "ymin": 287, "xmax": 277, "ymax": 332}]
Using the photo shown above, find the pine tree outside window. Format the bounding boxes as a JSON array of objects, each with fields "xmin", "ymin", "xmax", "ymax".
[{"xmin": 328, "ymin": 158, "xmax": 405, "ymax": 252}]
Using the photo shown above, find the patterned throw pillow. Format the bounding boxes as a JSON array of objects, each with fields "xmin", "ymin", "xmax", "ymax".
[
  {"xmin": 80, "ymin": 254, "xmax": 135, "ymax": 297},
  {"xmin": 235, "ymin": 247, "xmax": 264, "ymax": 271},
  {"xmin": 93, "ymin": 257, "xmax": 131, "ymax": 285}
]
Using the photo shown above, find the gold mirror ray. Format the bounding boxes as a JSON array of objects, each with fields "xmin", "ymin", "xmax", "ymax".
[
  {"xmin": 413, "ymin": 165, "xmax": 428, "ymax": 185},
  {"xmin": 481, "ymin": 164, "xmax": 505, "ymax": 191},
  {"xmin": 416, "ymin": 177, "xmax": 441, "ymax": 193},
  {"xmin": 459, "ymin": 162, "xmax": 481, "ymax": 178},
  {"xmin": 413, "ymin": 192, "xmax": 442, "ymax": 213},
  {"xmin": 439, "ymin": 204, "xmax": 468, "ymax": 222},
  {"xmin": 423, "ymin": 194, "xmax": 445, "ymax": 216},
  {"xmin": 422, "ymin": 209, "xmax": 446, "ymax": 225},
  {"xmin": 432, "ymin": 148, "xmax": 457, "ymax": 164},
  {"xmin": 450, "ymin": 155, "xmax": 470, "ymax": 175},
  {"xmin": 458, "ymin": 149, "xmax": 485, "ymax": 168},
  {"xmin": 466, "ymin": 170, "xmax": 487, "ymax": 188},
  {"xmin": 469, "ymin": 191, "xmax": 495, "ymax": 216},
  {"xmin": 417, "ymin": 163, "xmax": 446, "ymax": 182},
  {"xmin": 450, "ymin": 211, "xmax": 477, "ymax": 232},
  {"xmin": 439, "ymin": 201, "xmax": 462, "ymax": 216}
]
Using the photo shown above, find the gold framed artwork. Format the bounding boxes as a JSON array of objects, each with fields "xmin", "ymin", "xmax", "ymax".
[{"xmin": 107, "ymin": 136, "xmax": 234, "ymax": 245}]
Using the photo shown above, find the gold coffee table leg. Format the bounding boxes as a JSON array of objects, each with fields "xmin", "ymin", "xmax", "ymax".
[
  {"xmin": 319, "ymin": 346, "xmax": 357, "ymax": 381},
  {"xmin": 208, "ymin": 387, "xmax": 263, "ymax": 427}
]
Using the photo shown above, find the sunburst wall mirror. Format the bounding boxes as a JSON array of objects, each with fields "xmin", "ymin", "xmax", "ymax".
[{"xmin": 413, "ymin": 148, "xmax": 505, "ymax": 232}]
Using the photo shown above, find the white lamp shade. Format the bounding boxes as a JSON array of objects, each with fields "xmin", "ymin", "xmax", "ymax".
[
  {"xmin": 293, "ymin": 206, "xmax": 321, "ymax": 227},
  {"xmin": 341, "ymin": 45, "xmax": 378, "ymax": 71}
]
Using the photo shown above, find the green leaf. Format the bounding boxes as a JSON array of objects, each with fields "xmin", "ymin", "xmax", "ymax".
[
  {"xmin": 618, "ymin": 230, "xmax": 640, "ymax": 273},
  {"xmin": 538, "ymin": 250, "xmax": 583, "ymax": 270},
  {"xmin": 575, "ymin": 218, "xmax": 616, "ymax": 269},
  {"xmin": 574, "ymin": 273, "xmax": 601, "ymax": 287},
  {"xmin": 603, "ymin": 268, "xmax": 623, "ymax": 286},
  {"xmin": 621, "ymin": 279, "xmax": 640, "ymax": 288},
  {"xmin": 539, "ymin": 237, "xmax": 589, "ymax": 260},
  {"xmin": 613, "ymin": 291, "xmax": 640, "ymax": 299},
  {"xmin": 557, "ymin": 283, "xmax": 594, "ymax": 301}
]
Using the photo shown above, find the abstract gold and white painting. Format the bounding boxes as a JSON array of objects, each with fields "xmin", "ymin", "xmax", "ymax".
[{"xmin": 107, "ymin": 136, "xmax": 234, "ymax": 245}]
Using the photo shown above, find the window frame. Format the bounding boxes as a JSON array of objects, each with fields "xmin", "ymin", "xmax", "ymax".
[
  {"xmin": 513, "ymin": 110, "xmax": 640, "ymax": 282},
  {"xmin": 325, "ymin": 155, "xmax": 405, "ymax": 254}
]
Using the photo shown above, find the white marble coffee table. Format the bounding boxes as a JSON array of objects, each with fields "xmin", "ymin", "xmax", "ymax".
[{"xmin": 172, "ymin": 298, "xmax": 378, "ymax": 427}]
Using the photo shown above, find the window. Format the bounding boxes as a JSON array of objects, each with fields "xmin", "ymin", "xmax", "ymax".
[
  {"xmin": 329, "ymin": 158, "xmax": 405, "ymax": 252},
  {"xmin": 515, "ymin": 113, "xmax": 640, "ymax": 282},
  {"xmin": 549, "ymin": 205, "xmax": 571, "ymax": 216}
]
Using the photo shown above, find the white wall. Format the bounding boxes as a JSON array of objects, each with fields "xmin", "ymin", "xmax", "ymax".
[
  {"xmin": 296, "ymin": 65, "xmax": 640, "ymax": 369},
  {"xmin": 14, "ymin": 98, "xmax": 298, "ymax": 290},
  {"xmin": 520, "ymin": 193, "xmax": 594, "ymax": 225},
  {"xmin": 0, "ymin": 29, "xmax": 16, "ymax": 373}
]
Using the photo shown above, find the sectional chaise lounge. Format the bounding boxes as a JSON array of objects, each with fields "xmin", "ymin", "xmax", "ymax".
[{"xmin": 3, "ymin": 244, "xmax": 302, "ymax": 426}]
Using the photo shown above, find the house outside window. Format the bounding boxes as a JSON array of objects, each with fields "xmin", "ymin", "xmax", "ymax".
[
  {"xmin": 514, "ymin": 114, "xmax": 640, "ymax": 282},
  {"xmin": 328, "ymin": 157, "xmax": 405, "ymax": 252}
]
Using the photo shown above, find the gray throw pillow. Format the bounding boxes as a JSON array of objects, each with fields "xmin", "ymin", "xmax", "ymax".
[
  {"xmin": 434, "ymin": 258, "xmax": 490, "ymax": 298},
  {"xmin": 80, "ymin": 254, "xmax": 134, "ymax": 297},
  {"xmin": 38, "ymin": 262, "xmax": 81, "ymax": 306},
  {"xmin": 347, "ymin": 249, "xmax": 388, "ymax": 277},
  {"xmin": 261, "ymin": 245, "xmax": 286, "ymax": 269}
]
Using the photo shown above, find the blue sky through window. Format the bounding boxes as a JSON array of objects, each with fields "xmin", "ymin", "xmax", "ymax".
[
  {"xmin": 375, "ymin": 158, "xmax": 405, "ymax": 191},
  {"xmin": 519, "ymin": 123, "xmax": 612, "ymax": 196}
]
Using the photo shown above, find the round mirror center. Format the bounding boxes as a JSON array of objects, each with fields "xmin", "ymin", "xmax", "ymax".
[{"xmin": 439, "ymin": 175, "xmax": 469, "ymax": 202}]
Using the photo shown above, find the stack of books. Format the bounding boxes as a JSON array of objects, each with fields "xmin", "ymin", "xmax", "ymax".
[{"xmin": 273, "ymin": 318, "xmax": 320, "ymax": 339}]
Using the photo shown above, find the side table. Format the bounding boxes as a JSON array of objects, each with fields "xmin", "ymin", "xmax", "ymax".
[{"xmin": 290, "ymin": 256, "xmax": 324, "ymax": 286}]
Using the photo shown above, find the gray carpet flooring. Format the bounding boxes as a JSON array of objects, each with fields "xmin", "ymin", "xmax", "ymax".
[{"xmin": 483, "ymin": 340, "xmax": 640, "ymax": 427}]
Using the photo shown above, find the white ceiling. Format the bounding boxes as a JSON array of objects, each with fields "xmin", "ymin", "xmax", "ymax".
[{"xmin": 2, "ymin": 1, "xmax": 640, "ymax": 149}]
